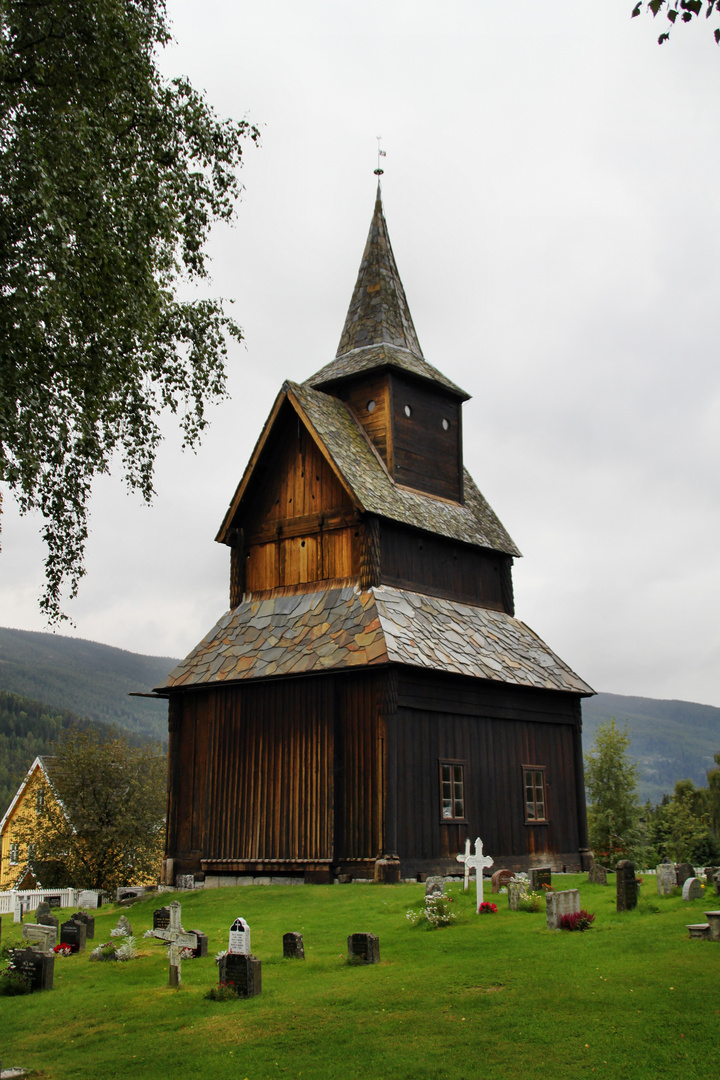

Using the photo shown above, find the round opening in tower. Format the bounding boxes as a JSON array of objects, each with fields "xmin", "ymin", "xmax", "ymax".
[
  {"xmin": 367, "ymin": 400, "xmax": 376, "ymax": 413},
  {"xmin": 442, "ymin": 418, "xmax": 450, "ymax": 431},
  {"xmin": 404, "ymin": 404, "xmax": 412, "ymax": 418}
]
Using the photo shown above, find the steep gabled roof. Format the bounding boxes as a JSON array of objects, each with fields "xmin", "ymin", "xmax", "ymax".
[
  {"xmin": 0, "ymin": 756, "xmax": 57, "ymax": 836},
  {"xmin": 217, "ymin": 380, "xmax": 520, "ymax": 557},
  {"xmin": 305, "ymin": 186, "xmax": 469, "ymax": 401},
  {"xmin": 155, "ymin": 582, "xmax": 593, "ymax": 696}
]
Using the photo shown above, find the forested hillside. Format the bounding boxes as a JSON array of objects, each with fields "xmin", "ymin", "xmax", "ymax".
[
  {"xmin": 0, "ymin": 691, "xmax": 160, "ymax": 815},
  {"xmin": 582, "ymin": 693, "xmax": 720, "ymax": 804},
  {"xmin": 0, "ymin": 627, "xmax": 175, "ymax": 741}
]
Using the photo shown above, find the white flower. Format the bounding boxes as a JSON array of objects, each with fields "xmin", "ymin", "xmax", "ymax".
[
  {"xmin": 215, "ymin": 950, "xmax": 227, "ymax": 964},
  {"xmin": 143, "ymin": 929, "xmax": 155, "ymax": 938}
]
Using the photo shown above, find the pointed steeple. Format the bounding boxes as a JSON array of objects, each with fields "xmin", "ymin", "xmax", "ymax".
[{"xmin": 336, "ymin": 184, "xmax": 423, "ymax": 358}]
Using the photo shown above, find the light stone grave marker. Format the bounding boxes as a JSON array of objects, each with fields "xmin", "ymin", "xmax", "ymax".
[
  {"xmin": 150, "ymin": 900, "xmax": 204, "ymax": 987},
  {"xmin": 22, "ymin": 923, "xmax": 56, "ymax": 952},
  {"xmin": 462, "ymin": 837, "xmax": 494, "ymax": 913},
  {"xmin": 424, "ymin": 876, "xmax": 445, "ymax": 900},
  {"xmin": 656, "ymin": 864, "xmax": 676, "ymax": 896},
  {"xmin": 546, "ymin": 888, "xmax": 581, "ymax": 930},
  {"xmin": 677, "ymin": 863, "xmax": 694, "ymax": 889},
  {"xmin": 588, "ymin": 865, "xmax": 607, "ymax": 886},
  {"xmin": 704, "ymin": 911, "xmax": 720, "ymax": 941},
  {"xmin": 682, "ymin": 877, "xmax": 703, "ymax": 901},
  {"xmin": 77, "ymin": 890, "xmax": 101, "ymax": 909},
  {"xmin": 228, "ymin": 917, "xmax": 251, "ymax": 955}
]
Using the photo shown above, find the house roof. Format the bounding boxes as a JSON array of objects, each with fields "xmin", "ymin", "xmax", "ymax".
[
  {"xmin": 155, "ymin": 582, "xmax": 593, "ymax": 697},
  {"xmin": 304, "ymin": 186, "xmax": 469, "ymax": 401},
  {"xmin": 217, "ymin": 380, "xmax": 520, "ymax": 557},
  {"xmin": 0, "ymin": 756, "xmax": 54, "ymax": 836}
]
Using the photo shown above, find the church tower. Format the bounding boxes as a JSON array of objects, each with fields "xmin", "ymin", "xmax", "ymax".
[{"xmin": 156, "ymin": 187, "xmax": 593, "ymax": 886}]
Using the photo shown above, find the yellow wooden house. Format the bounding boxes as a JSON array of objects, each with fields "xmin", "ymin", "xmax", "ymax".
[{"xmin": 0, "ymin": 756, "xmax": 56, "ymax": 890}]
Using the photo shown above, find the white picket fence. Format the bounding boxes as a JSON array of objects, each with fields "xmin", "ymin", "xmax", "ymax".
[{"xmin": 0, "ymin": 887, "xmax": 78, "ymax": 915}]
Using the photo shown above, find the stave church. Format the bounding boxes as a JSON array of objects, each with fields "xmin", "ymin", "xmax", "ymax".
[{"xmin": 153, "ymin": 185, "xmax": 594, "ymax": 885}]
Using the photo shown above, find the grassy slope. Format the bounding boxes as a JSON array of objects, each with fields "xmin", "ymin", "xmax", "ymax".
[
  {"xmin": 0, "ymin": 627, "xmax": 175, "ymax": 743},
  {"xmin": 582, "ymin": 692, "xmax": 720, "ymax": 803},
  {"xmin": 1, "ymin": 877, "xmax": 717, "ymax": 1080}
]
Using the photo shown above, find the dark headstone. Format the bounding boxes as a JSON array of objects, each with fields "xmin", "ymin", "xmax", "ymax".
[
  {"xmin": 219, "ymin": 953, "xmax": 262, "ymax": 997},
  {"xmin": 616, "ymin": 860, "xmax": 638, "ymax": 912},
  {"xmin": 72, "ymin": 911, "xmax": 95, "ymax": 940},
  {"xmin": 153, "ymin": 907, "xmax": 171, "ymax": 931},
  {"xmin": 677, "ymin": 863, "xmax": 694, "ymax": 889},
  {"xmin": 714, "ymin": 870, "xmax": 720, "ymax": 896},
  {"xmin": 347, "ymin": 933, "xmax": 380, "ymax": 964},
  {"xmin": 11, "ymin": 947, "xmax": 54, "ymax": 992},
  {"xmin": 36, "ymin": 911, "xmax": 59, "ymax": 930},
  {"xmin": 283, "ymin": 932, "xmax": 305, "ymax": 959},
  {"xmin": 529, "ymin": 867, "xmax": 552, "ymax": 891},
  {"xmin": 588, "ymin": 865, "xmax": 608, "ymax": 886},
  {"xmin": 491, "ymin": 869, "xmax": 514, "ymax": 893},
  {"xmin": 704, "ymin": 867, "xmax": 720, "ymax": 888},
  {"xmin": 46, "ymin": 895, "xmax": 62, "ymax": 908},
  {"xmin": 191, "ymin": 931, "xmax": 208, "ymax": 958},
  {"xmin": 60, "ymin": 918, "xmax": 87, "ymax": 954}
]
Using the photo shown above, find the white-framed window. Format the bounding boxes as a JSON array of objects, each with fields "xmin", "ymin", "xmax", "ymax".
[
  {"xmin": 523, "ymin": 766, "xmax": 548, "ymax": 822},
  {"xmin": 439, "ymin": 760, "xmax": 466, "ymax": 821},
  {"xmin": 36, "ymin": 786, "xmax": 45, "ymax": 813},
  {"xmin": 9, "ymin": 841, "xmax": 20, "ymax": 865}
]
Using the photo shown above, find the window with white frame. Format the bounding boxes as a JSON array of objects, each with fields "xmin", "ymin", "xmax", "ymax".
[
  {"xmin": 523, "ymin": 766, "xmax": 548, "ymax": 822},
  {"xmin": 439, "ymin": 760, "xmax": 466, "ymax": 821},
  {"xmin": 9, "ymin": 841, "xmax": 20, "ymax": 864}
]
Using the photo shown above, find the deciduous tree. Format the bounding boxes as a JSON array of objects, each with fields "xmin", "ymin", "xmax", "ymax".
[
  {"xmin": 584, "ymin": 719, "xmax": 641, "ymax": 866},
  {"xmin": 9, "ymin": 728, "xmax": 166, "ymax": 890},
  {"xmin": 0, "ymin": 0, "xmax": 259, "ymax": 620},
  {"xmin": 632, "ymin": 1, "xmax": 720, "ymax": 45}
]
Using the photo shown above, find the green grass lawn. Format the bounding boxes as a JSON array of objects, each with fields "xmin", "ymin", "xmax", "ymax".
[{"xmin": 1, "ymin": 875, "xmax": 718, "ymax": 1080}]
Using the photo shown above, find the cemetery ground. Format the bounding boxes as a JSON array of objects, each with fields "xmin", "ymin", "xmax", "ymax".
[{"xmin": 1, "ymin": 876, "xmax": 718, "ymax": 1080}]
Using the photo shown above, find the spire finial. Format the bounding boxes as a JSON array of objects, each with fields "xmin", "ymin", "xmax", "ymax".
[{"xmin": 374, "ymin": 135, "xmax": 386, "ymax": 177}]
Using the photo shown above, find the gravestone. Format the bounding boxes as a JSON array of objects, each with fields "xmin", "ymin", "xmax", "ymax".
[
  {"xmin": 60, "ymin": 918, "xmax": 86, "ymax": 953},
  {"xmin": 190, "ymin": 931, "xmax": 208, "ymax": 958},
  {"xmin": 530, "ymin": 867, "xmax": 552, "ymax": 891},
  {"xmin": 588, "ymin": 865, "xmax": 607, "ymax": 886},
  {"xmin": 616, "ymin": 860, "xmax": 638, "ymax": 912},
  {"xmin": 686, "ymin": 923, "xmax": 710, "ymax": 939},
  {"xmin": 424, "ymin": 876, "xmax": 445, "ymax": 899},
  {"xmin": 682, "ymin": 877, "xmax": 703, "ymax": 901},
  {"xmin": 22, "ymin": 923, "xmax": 57, "ymax": 952},
  {"xmin": 153, "ymin": 907, "xmax": 171, "ymax": 931},
  {"xmin": 464, "ymin": 837, "xmax": 494, "ymax": 913},
  {"xmin": 491, "ymin": 869, "xmax": 514, "ymax": 893},
  {"xmin": 656, "ymin": 864, "xmax": 676, "ymax": 896},
  {"xmin": 546, "ymin": 889, "xmax": 581, "ymax": 930},
  {"xmin": 676, "ymin": 863, "xmax": 694, "ymax": 889},
  {"xmin": 77, "ymin": 890, "xmax": 101, "ymax": 909},
  {"xmin": 283, "ymin": 932, "xmax": 305, "ymax": 959},
  {"xmin": 704, "ymin": 910, "xmax": 720, "ymax": 941},
  {"xmin": 11, "ymin": 947, "xmax": 54, "ymax": 992},
  {"xmin": 116, "ymin": 886, "xmax": 144, "ymax": 902},
  {"xmin": 508, "ymin": 881, "xmax": 525, "ymax": 911},
  {"xmin": 72, "ymin": 911, "xmax": 95, "ymax": 940},
  {"xmin": 347, "ymin": 933, "xmax": 380, "ymax": 964},
  {"xmin": 704, "ymin": 867, "xmax": 720, "ymax": 888},
  {"xmin": 714, "ymin": 870, "xmax": 720, "ymax": 896},
  {"xmin": 46, "ymin": 894, "xmax": 62, "ymax": 908},
  {"xmin": 456, "ymin": 838, "xmax": 472, "ymax": 892},
  {"xmin": 13, "ymin": 894, "xmax": 22, "ymax": 923},
  {"xmin": 228, "ymin": 917, "xmax": 251, "ymax": 955},
  {"xmin": 176, "ymin": 874, "xmax": 195, "ymax": 890},
  {"xmin": 114, "ymin": 914, "xmax": 133, "ymax": 936},
  {"xmin": 35, "ymin": 902, "xmax": 59, "ymax": 931},
  {"xmin": 219, "ymin": 953, "xmax": 262, "ymax": 997}
]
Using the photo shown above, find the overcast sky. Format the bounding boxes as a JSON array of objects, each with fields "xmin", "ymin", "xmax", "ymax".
[{"xmin": 2, "ymin": 0, "xmax": 719, "ymax": 708}]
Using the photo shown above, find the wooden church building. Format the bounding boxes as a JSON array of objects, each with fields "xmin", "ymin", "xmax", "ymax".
[{"xmin": 154, "ymin": 187, "xmax": 594, "ymax": 884}]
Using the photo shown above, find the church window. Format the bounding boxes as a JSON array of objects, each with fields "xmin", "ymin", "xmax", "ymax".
[
  {"xmin": 9, "ymin": 842, "xmax": 19, "ymax": 864},
  {"xmin": 367, "ymin": 399, "xmax": 376, "ymax": 413},
  {"xmin": 439, "ymin": 761, "xmax": 466, "ymax": 821},
  {"xmin": 523, "ymin": 767, "xmax": 547, "ymax": 822}
]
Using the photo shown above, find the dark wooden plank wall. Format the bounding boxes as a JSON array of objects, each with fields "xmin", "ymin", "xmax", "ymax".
[
  {"xmin": 394, "ymin": 671, "xmax": 582, "ymax": 862},
  {"xmin": 378, "ymin": 522, "xmax": 511, "ymax": 611},
  {"xmin": 167, "ymin": 672, "xmax": 385, "ymax": 869},
  {"xmin": 389, "ymin": 373, "xmax": 462, "ymax": 501},
  {"xmin": 335, "ymin": 373, "xmax": 391, "ymax": 467}
]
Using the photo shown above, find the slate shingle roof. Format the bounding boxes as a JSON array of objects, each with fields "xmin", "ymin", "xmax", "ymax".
[
  {"xmin": 155, "ymin": 582, "xmax": 593, "ymax": 696},
  {"xmin": 289, "ymin": 380, "xmax": 520, "ymax": 556},
  {"xmin": 305, "ymin": 187, "xmax": 469, "ymax": 401}
]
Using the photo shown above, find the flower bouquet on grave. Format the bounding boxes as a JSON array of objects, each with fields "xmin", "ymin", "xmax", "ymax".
[
  {"xmin": 205, "ymin": 979, "xmax": 240, "ymax": 1001},
  {"xmin": 406, "ymin": 895, "xmax": 457, "ymax": 928},
  {"xmin": 560, "ymin": 910, "xmax": 595, "ymax": 932},
  {"xmin": 53, "ymin": 943, "xmax": 72, "ymax": 956},
  {"xmin": 0, "ymin": 964, "xmax": 32, "ymax": 997},
  {"xmin": 479, "ymin": 901, "xmax": 498, "ymax": 915},
  {"xmin": 90, "ymin": 935, "xmax": 138, "ymax": 962}
]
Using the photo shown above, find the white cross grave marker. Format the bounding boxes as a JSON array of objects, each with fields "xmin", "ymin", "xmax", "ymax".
[
  {"xmin": 150, "ymin": 900, "xmax": 199, "ymax": 987},
  {"xmin": 456, "ymin": 838, "xmax": 472, "ymax": 892},
  {"xmin": 463, "ymin": 837, "xmax": 494, "ymax": 912}
]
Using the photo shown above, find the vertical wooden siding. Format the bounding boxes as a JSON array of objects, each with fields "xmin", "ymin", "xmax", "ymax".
[
  {"xmin": 335, "ymin": 373, "xmax": 391, "ymax": 466},
  {"xmin": 389, "ymin": 373, "xmax": 462, "ymax": 501}
]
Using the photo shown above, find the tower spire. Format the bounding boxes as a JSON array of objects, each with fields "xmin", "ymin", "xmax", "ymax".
[{"xmin": 335, "ymin": 185, "xmax": 423, "ymax": 359}]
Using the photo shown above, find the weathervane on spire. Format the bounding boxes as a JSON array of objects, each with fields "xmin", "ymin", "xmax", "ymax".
[{"xmin": 374, "ymin": 135, "xmax": 386, "ymax": 176}]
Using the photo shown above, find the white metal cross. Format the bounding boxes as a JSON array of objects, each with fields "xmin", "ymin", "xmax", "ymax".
[
  {"xmin": 463, "ymin": 837, "xmax": 494, "ymax": 912},
  {"xmin": 151, "ymin": 900, "xmax": 198, "ymax": 987},
  {"xmin": 456, "ymin": 838, "xmax": 472, "ymax": 892}
]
